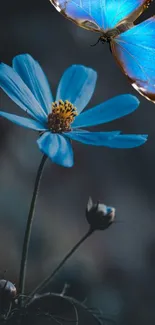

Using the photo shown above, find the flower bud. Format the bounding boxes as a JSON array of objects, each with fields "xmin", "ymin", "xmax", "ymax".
[
  {"xmin": 86, "ymin": 197, "xmax": 115, "ymax": 230},
  {"xmin": 0, "ymin": 280, "xmax": 17, "ymax": 319},
  {"xmin": 0, "ymin": 280, "xmax": 17, "ymax": 299}
]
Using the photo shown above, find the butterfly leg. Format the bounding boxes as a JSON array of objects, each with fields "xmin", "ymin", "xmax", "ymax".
[{"xmin": 108, "ymin": 41, "xmax": 112, "ymax": 54}]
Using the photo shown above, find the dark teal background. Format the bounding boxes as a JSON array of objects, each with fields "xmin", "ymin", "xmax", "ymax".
[{"xmin": 0, "ymin": 1, "xmax": 155, "ymax": 324}]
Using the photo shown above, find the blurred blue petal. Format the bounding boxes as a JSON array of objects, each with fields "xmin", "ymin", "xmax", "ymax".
[
  {"xmin": 56, "ymin": 65, "xmax": 97, "ymax": 114},
  {"xmin": 65, "ymin": 130, "xmax": 121, "ymax": 146},
  {"xmin": 0, "ymin": 63, "xmax": 47, "ymax": 123},
  {"xmin": 13, "ymin": 54, "xmax": 53, "ymax": 115},
  {"xmin": 72, "ymin": 94, "xmax": 140, "ymax": 128},
  {"xmin": 0, "ymin": 111, "xmax": 47, "ymax": 131},
  {"xmin": 105, "ymin": 134, "xmax": 148, "ymax": 148},
  {"xmin": 37, "ymin": 132, "xmax": 74, "ymax": 167}
]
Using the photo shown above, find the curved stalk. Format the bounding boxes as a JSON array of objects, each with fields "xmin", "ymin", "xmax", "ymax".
[
  {"xmin": 18, "ymin": 154, "xmax": 47, "ymax": 305},
  {"xmin": 25, "ymin": 227, "xmax": 94, "ymax": 305}
]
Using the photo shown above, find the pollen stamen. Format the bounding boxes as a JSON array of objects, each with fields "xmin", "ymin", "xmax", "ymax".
[{"xmin": 48, "ymin": 100, "xmax": 77, "ymax": 133}]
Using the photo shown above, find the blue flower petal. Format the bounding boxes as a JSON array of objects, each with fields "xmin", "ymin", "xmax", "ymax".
[
  {"xmin": 72, "ymin": 95, "xmax": 140, "ymax": 128},
  {"xmin": 0, "ymin": 111, "xmax": 47, "ymax": 131},
  {"xmin": 37, "ymin": 132, "xmax": 74, "ymax": 167},
  {"xmin": 13, "ymin": 54, "xmax": 53, "ymax": 115},
  {"xmin": 103, "ymin": 134, "xmax": 148, "ymax": 148},
  {"xmin": 0, "ymin": 63, "xmax": 47, "ymax": 123},
  {"xmin": 65, "ymin": 130, "xmax": 121, "ymax": 146},
  {"xmin": 56, "ymin": 65, "xmax": 97, "ymax": 114}
]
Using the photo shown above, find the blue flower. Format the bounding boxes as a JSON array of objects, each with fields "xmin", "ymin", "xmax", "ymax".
[{"xmin": 0, "ymin": 54, "xmax": 147, "ymax": 167}]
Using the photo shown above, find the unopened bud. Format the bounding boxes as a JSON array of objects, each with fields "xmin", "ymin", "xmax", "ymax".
[
  {"xmin": 0, "ymin": 280, "xmax": 17, "ymax": 299},
  {"xmin": 0, "ymin": 280, "xmax": 17, "ymax": 319},
  {"xmin": 86, "ymin": 197, "xmax": 115, "ymax": 230}
]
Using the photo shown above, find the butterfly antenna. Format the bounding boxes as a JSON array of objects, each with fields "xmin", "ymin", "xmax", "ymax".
[{"xmin": 90, "ymin": 37, "xmax": 102, "ymax": 47}]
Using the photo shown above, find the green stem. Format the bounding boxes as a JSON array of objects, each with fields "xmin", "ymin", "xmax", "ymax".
[
  {"xmin": 18, "ymin": 154, "xmax": 47, "ymax": 305},
  {"xmin": 25, "ymin": 227, "xmax": 94, "ymax": 306}
]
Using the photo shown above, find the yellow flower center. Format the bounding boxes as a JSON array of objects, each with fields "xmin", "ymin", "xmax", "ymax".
[{"xmin": 48, "ymin": 100, "xmax": 77, "ymax": 133}]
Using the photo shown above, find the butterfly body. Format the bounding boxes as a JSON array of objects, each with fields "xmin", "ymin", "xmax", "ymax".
[
  {"xmin": 50, "ymin": 0, "xmax": 155, "ymax": 103},
  {"xmin": 99, "ymin": 21, "xmax": 134, "ymax": 42}
]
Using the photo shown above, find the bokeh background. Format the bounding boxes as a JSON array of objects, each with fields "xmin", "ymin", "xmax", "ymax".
[{"xmin": 1, "ymin": 1, "xmax": 155, "ymax": 324}]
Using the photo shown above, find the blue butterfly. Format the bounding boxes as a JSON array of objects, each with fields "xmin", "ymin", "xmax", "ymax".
[{"xmin": 50, "ymin": 0, "xmax": 155, "ymax": 103}]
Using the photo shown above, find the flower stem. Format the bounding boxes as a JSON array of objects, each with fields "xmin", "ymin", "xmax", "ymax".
[
  {"xmin": 25, "ymin": 227, "xmax": 94, "ymax": 306},
  {"xmin": 18, "ymin": 154, "xmax": 47, "ymax": 305}
]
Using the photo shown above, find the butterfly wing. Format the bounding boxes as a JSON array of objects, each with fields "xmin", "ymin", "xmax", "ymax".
[
  {"xmin": 50, "ymin": 0, "xmax": 102, "ymax": 31},
  {"xmin": 50, "ymin": 0, "xmax": 151, "ymax": 31},
  {"xmin": 111, "ymin": 16, "xmax": 155, "ymax": 103}
]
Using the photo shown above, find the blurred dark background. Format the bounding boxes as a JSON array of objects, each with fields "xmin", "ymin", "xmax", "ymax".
[{"xmin": 0, "ymin": 1, "xmax": 155, "ymax": 324}]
